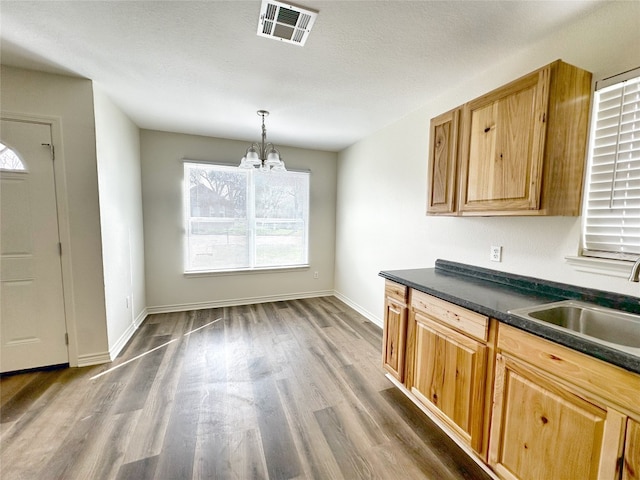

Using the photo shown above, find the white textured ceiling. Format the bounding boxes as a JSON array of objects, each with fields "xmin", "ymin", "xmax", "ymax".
[{"xmin": 1, "ymin": 1, "xmax": 605, "ymax": 152}]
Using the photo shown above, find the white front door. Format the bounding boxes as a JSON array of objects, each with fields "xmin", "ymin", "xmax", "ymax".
[{"xmin": 0, "ymin": 119, "xmax": 68, "ymax": 373}]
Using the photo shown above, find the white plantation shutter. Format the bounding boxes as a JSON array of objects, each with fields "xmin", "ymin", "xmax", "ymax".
[{"xmin": 583, "ymin": 68, "xmax": 640, "ymax": 261}]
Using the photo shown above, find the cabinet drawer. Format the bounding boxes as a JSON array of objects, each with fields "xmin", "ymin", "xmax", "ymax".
[
  {"xmin": 385, "ymin": 280, "xmax": 408, "ymax": 303},
  {"xmin": 498, "ymin": 324, "xmax": 640, "ymax": 417},
  {"xmin": 411, "ymin": 290, "xmax": 489, "ymax": 341}
]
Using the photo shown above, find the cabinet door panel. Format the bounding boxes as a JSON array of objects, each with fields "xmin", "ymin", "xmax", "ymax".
[
  {"xmin": 411, "ymin": 312, "xmax": 486, "ymax": 451},
  {"xmin": 495, "ymin": 86, "xmax": 537, "ymax": 199},
  {"xmin": 467, "ymin": 102, "xmax": 498, "ymax": 202},
  {"xmin": 427, "ymin": 109, "xmax": 459, "ymax": 214},
  {"xmin": 383, "ymin": 297, "xmax": 407, "ymax": 382},
  {"xmin": 490, "ymin": 354, "xmax": 622, "ymax": 480},
  {"xmin": 624, "ymin": 418, "xmax": 640, "ymax": 480},
  {"xmin": 460, "ymin": 68, "xmax": 548, "ymax": 212}
]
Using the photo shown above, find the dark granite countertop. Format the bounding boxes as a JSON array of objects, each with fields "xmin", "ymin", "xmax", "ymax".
[{"xmin": 380, "ymin": 259, "xmax": 640, "ymax": 375}]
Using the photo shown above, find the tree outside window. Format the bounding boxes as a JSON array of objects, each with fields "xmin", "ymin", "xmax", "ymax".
[{"xmin": 184, "ymin": 162, "xmax": 309, "ymax": 272}]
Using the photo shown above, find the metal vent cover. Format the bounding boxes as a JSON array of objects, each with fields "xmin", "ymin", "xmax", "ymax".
[{"xmin": 257, "ymin": 0, "xmax": 318, "ymax": 46}]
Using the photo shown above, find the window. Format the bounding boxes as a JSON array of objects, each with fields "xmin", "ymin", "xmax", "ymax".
[
  {"xmin": 582, "ymin": 68, "xmax": 640, "ymax": 261},
  {"xmin": 183, "ymin": 161, "xmax": 310, "ymax": 272},
  {"xmin": 0, "ymin": 142, "xmax": 26, "ymax": 171}
]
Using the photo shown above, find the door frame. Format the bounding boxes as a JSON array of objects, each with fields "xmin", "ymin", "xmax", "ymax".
[{"xmin": 1, "ymin": 112, "xmax": 79, "ymax": 367}]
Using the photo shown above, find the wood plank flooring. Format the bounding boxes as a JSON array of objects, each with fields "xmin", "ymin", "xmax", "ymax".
[{"xmin": 0, "ymin": 296, "xmax": 491, "ymax": 480}]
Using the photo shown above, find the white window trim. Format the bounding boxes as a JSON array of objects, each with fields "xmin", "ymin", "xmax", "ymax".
[
  {"xmin": 565, "ymin": 255, "xmax": 633, "ymax": 278},
  {"xmin": 183, "ymin": 264, "xmax": 310, "ymax": 278},
  {"xmin": 182, "ymin": 159, "xmax": 310, "ymax": 274},
  {"xmin": 179, "ymin": 157, "xmax": 311, "ymax": 174}
]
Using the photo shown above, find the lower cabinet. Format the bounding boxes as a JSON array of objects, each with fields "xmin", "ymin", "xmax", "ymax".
[
  {"xmin": 624, "ymin": 418, "xmax": 640, "ymax": 480},
  {"xmin": 382, "ymin": 281, "xmax": 408, "ymax": 382},
  {"xmin": 492, "ymin": 323, "xmax": 640, "ymax": 480},
  {"xmin": 383, "ymin": 285, "xmax": 640, "ymax": 480},
  {"xmin": 406, "ymin": 290, "xmax": 495, "ymax": 457},
  {"xmin": 489, "ymin": 352, "xmax": 625, "ymax": 480},
  {"xmin": 412, "ymin": 311, "xmax": 488, "ymax": 452}
]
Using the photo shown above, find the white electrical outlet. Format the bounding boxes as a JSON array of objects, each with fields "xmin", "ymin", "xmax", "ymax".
[
  {"xmin": 313, "ymin": 271, "xmax": 319, "ymax": 279},
  {"xmin": 490, "ymin": 246, "xmax": 502, "ymax": 262}
]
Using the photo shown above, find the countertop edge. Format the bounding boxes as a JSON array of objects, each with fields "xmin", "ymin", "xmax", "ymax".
[{"xmin": 379, "ymin": 263, "xmax": 640, "ymax": 376}]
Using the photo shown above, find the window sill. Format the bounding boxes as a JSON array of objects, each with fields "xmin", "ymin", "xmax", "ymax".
[
  {"xmin": 184, "ymin": 265, "xmax": 310, "ymax": 278},
  {"xmin": 565, "ymin": 256, "xmax": 632, "ymax": 279}
]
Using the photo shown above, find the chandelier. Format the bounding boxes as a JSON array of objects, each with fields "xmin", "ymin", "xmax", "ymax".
[{"xmin": 239, "ymin": 110, "xmax": 286, "ymax": 172}]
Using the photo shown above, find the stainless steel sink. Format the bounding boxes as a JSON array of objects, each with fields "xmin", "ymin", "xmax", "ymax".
[{"xmin": 508, "ymin": 300, "xmax": 640, "ymax": 356}]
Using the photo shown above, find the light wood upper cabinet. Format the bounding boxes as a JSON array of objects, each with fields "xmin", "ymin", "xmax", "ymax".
[
  {"xmin": 427, "ymin": 60, "xmax": 592, "ymax": 216},
  {"xmin": 460, "ymin": 69, "xmax": 548, "ymax": 213},
  {"xmin": 382, "ymin": 281, "xmax": 408, "ymax": 382},
  {"xmin": 427, "ymin": 108, "xmax": 460, "ymax": 214}
]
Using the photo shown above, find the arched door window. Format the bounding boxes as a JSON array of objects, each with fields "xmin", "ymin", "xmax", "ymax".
[{"xmin": 0, "ymin": 142, "xmax": 26, "ymax": 171}]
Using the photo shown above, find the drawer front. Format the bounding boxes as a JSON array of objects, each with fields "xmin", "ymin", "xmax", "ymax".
[
  {"xmin": 498, "ymin": 323, "xmax": 640, "ymax": 417},
  {"xmin": 385, "ymin": 280, "xmax": 408, "ymax": 303},
  {"xmin": 411, "ymin": 290, "xmax": 489, "ymax": 341}
]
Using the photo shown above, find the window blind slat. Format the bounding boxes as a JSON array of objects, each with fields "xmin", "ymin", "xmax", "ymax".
[{"xmin": 585, "ymin": 236, "xmax": 640, "ymax": 246}]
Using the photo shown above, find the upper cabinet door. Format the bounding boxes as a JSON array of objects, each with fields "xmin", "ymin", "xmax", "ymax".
[
  {"xmin": 427, "ymin": 108, "xmax": 460, "ymax": 214},
  {"xmin": 458, "ymin": 68, "xmax": 550, "ymax": 213}
]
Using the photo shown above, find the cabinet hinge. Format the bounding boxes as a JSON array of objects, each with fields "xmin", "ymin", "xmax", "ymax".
[
  {"xmin": 58, "ymin": 243, "xmax": 62, "ymax": 256},
  {"xmin": 64, "ymin": 333, "xmax": 69, "ymax": 345}
]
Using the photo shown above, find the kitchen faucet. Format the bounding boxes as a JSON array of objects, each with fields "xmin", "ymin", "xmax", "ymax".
[{"xmin": 630, "ymin": 256, "xmax": 640, "ymax": 282}]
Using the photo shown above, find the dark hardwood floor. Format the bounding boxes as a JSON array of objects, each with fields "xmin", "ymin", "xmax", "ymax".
[{"xmin": 0, "ymin": 296, "xmax": 491, "ymax": 480}]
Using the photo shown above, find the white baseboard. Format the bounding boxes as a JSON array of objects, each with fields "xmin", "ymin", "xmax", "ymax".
[
  {"xmin": 80, "ymin": 294, "xmax": 375, "ymax": 367},
  {"xmin": 77, "ymin": 308, "xmax": 151, "ymax": 368},
  {"xmin": 109, "ymin": 323, "xmax": 135, "ymax": 360},
  {"xmin": 147, "ymin": 290, "xmax": 334, "ymax": 315},
  {"xmin": 77, "ymin": 351, "xmax": 112, "ymax": 367},
  {"xmin": 108, "ymin": 308, "xmax": 149, "ymax": 361},
  {"xmin": 333, "ymin": 291, "xmax": 382, "ymax": 328},
  {"xmin": 133, "ymin": 307, "xmax": 148, "ymax": 329}
]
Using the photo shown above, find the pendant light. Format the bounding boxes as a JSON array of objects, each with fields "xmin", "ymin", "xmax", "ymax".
[{"xmin": 239, "ymin": 110, "xmax": 286, "ymax": 172}]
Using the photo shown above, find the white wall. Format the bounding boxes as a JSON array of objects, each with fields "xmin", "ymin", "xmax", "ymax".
[
  {"xmin": 141, "ymin": 129, "xmax": 337, "ymax": 311},
  {"xmin": 93, "ymin": 86, "xmax": 146, "ymax": 357},
  {"xmin": 0, "ymin": 66, "xmax": 110, "ymax": 364},
  {"xmin": 335, "ymin": 0, "xmax": 640, "ymax": 326}
]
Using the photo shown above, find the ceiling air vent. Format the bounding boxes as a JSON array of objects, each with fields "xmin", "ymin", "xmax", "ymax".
[{"xmin": 257, "ymin": 0, "xmax": 318, "ymax": 47}]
